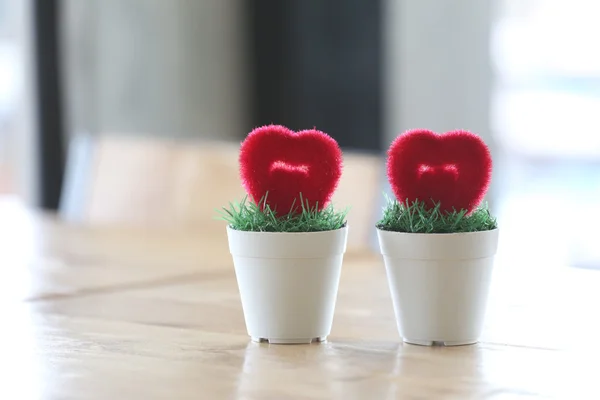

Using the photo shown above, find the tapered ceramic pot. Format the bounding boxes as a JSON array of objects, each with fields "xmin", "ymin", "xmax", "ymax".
[
  {"xmin": 377, "ymin": 228, "xmax": 499, "ymax": 346},
  {"xmin": 227, "ymin": 226, "xmax": 348, "ymax": 344}
]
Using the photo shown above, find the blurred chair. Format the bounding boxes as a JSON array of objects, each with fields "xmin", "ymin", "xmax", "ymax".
[{"xmin": 60, "ymin": 134, "xmax": 383, "ymax": 252}]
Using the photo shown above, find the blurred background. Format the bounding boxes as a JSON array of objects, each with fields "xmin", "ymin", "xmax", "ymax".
[{"xmin": 0, "ymin": 0, "xmax": 598, "ymax": 267}]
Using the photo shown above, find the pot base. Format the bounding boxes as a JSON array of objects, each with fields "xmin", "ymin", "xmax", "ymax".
[
  {"xmin": 403, "ymin": 338, "xmax": 478, "ymax": 347},
  {"xmin": 251, "ymin": 336, "xmax": 327, "ymax": 345}
]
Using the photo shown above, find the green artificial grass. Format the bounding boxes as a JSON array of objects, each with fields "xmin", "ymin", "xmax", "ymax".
[
  {"xmin": 376, "ymin": 196, "xmax": 497, "ymax": 234},
  {"xmin": 218, "ymin": 194, "xmax": 348, "ymax": 232}
]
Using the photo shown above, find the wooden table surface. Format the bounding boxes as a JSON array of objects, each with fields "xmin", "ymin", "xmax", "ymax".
[{"xmin": 1, "ymin": 198, "xmax": 598, "ymax": 399}]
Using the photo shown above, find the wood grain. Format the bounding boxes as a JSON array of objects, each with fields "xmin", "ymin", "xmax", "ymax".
[{"xmin": 2, "ymin": 198, "xmax": 600, "ymax": 399}]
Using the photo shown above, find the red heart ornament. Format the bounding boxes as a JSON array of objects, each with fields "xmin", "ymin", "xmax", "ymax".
[
  {"xmin": 239, "ymin": 125, "xmax": 343, "ymax": 215},
  {"xmin": 387, "ymin": 129, "xmax": 492, "ymax": 213}
]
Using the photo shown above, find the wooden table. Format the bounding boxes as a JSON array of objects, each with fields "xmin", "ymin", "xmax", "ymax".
[{"xmin": 1, "ymin": 198, "xmax": 598, "ymax": 399}]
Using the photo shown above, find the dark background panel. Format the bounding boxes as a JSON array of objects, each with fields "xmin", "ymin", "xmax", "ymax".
[
  {"xmin": 247, "ymin": 0, "xmax": 383, "ymax": 151},
  {"xmin": 33, "ymin": 0, "xmax": 65, "ymax": 210}
]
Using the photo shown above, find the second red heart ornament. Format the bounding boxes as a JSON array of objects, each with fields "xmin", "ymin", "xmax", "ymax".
[{"xmin": 387, "ymin": 129, "xmax": 492, "ymax": 213}]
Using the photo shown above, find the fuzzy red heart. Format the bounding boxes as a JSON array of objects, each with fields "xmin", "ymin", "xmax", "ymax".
[
  {"xmin": 387, "ymin": 129, "xmax": 492, "ymax": 213},
  {"xmin": 239, "ymin": 125, "xmax": 343, "ymax": 215}
]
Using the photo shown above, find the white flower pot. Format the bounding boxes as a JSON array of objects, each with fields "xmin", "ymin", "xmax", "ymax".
[
  {"xmin": 227, "ymin": 226, "xmax": 348, "ymax": 344},
  {"xmin": 377, "ymin": 228, "xmax": 499, "ymax": 346}
]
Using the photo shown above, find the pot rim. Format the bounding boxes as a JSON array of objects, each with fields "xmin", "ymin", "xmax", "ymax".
[
  {"xmin": 227, "ymin": 225, "xmax": 348, "ymax": 258},
  {"xmin": 375, "ymin": 227, "xmax": 498, "ymax": 237},
  {"xmin": 376, "ymin": 227, "xmax": 499, "ymax": 259},
  {"xmin": 226, "ymin": 224, "xmax": 348, "ymax": 236}
]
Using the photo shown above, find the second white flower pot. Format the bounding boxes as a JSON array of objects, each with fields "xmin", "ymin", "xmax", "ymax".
[
  {"xmin": 377, "ymin": 228, "xmax": 499, "ymax": 346},
  {"xmin": 227, "ymin": 226, "xmax": 348, "ymax": 344}
]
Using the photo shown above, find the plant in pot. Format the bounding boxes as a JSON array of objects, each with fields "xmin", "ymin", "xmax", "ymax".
[
  {"xmin": 220, "ymin": 124, "xmax": 348, "ymax": 344},
  {"xmin": 376, "ymin": 129, "xmax": 499, "ymax": 346}
]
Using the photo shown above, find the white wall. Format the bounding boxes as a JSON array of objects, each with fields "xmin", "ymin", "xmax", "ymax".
[{"xmin": 62, "ymin": 0, "xmax": 248, "ymax": 141}]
